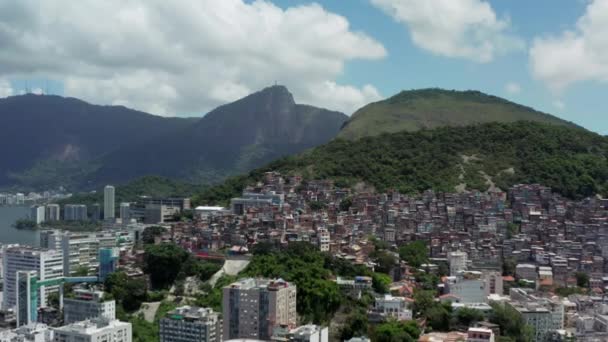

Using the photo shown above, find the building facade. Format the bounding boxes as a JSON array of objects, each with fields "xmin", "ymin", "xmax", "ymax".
[
  {"xmin": 104, "ymin": 186, "xmax": 115, "ymax": 220},
  {"xmin": 63, "ymin": 289, "xmax": 116, "ymax": 324},
  {"xmin": 159, "ymin": 306, "xmax": 220, "ymax": 342},
  {"xmin": 53, "ymin": 319, "xmax": 131, "ymax": 342},
  {"xmin": 222, "ymin": 278, "xmax": 297, "ymax": 341},
  {"xmin": 2, "ymin": 246, "xmax": 63, "ymax": 310}
]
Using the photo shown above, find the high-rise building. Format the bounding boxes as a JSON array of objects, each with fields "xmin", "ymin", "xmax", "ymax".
[
  {"xmin": 98, "ymin": 247, "xmax": 119, "ymax": 282},
  {"xmin": 53, "ymin": 319, "xmax": 131, "ymax": 342},
  {"xmin": 119, "ymin": 203, "xmax": 130, "ymax": 223},
  {"xmin": 448, "ymin": 251, "xmax": 468, "ymax": 276},
  {"xmin": 90, "ymin": 204, "xmax": 102, "ymax": 222},
  {"xmin": 45, "ymin": 204, "xmax": 60, "ymax": 222},
  {"xmin": 64, "ymin": 205, "xmax": 88, "ymax": 221},
  {"xmin": 104, "ymin": 186, "xmax": 115, "ymax": 220},
  {"xmin": 2, "ymin": 246, "xmax": 63, "ymax": 310},
  {"xmin": 39, "ymin": 231, "xmax": 117, "ymax": 276},
  {"xmin": 63, "ymin": 289, "xmax": 116, "ymax": 324},
  {"xmin": 159, "ymin": 306, "xmax": 221, "ymax": 342},
  {"xmin": 223, "ymin": 278, "xmax": 297, "ymax": 341},
  {"xmin": 29, "ymin": 205, "xmax": 46, "ymax": 224}
]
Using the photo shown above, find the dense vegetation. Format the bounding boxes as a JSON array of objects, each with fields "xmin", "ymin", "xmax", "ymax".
[
  {"xmin": 339, "ymin": 88, "xmax": 578, "ymax": 139},
  {"xmin": 194, "ymin": 121, "xmax": 608, "ymax": 204}
]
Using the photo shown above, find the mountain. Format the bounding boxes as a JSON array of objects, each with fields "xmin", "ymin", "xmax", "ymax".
[
  {"xmin": 194, "ymin": 121, "xmax": 608, "ymax": 205},
  {"xmin": 339, "ymin": 88, "xmax": 579, "ymax": 140},
  {"xmin": 0, "ymin": 94, "xmax": 193, "ymax": 188},
  {"xmin": 1, "ymin": 86, "xmax": 347, "ymax": 190}
]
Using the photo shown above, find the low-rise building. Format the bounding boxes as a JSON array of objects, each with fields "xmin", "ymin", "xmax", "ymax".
[
  {"xmin": 53, "ymin": 319, "xmax": 131, "ymax": 342},
  {"xmin": 159, "ymin": 306, "xmax": 221, "ymax": 342},
  {"xmin": 63, "ymin": 289, "xmax": 116, "ymax": 324}
]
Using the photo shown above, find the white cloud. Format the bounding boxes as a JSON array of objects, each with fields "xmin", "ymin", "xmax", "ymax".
[
  {"xmin": 530, "ymin": 0, "xmax": 608, "ymax": 91},
  {"xmin": 505, "ymin": 82, "xmax": 521, "ymax": 95},
  {"xmin": 370, "ymin": 0, "xmax": 524, "ymax": 63},
  {"xmin": 0, "ymin": 79, "xmax": 13, "ymax": 98},
  {"xmin": 0, "ymin": 0, "xmax": 387, "ymax": 115}
]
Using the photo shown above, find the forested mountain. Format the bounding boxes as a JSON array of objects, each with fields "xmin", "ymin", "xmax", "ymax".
[
  {"xmin": 92, "ymin": 85, "xmax": 347, "ymax": 185},
  {"xmin": 0, "ymin": 94, "xmax": 193, "ymax": 188},
  {"xmin": 338, "ymin": 89, "xmax": 579, "ymax": 140},
  {"xmin": 1, "ymin": 86, "xmax": 347, "ymax": 190},
  {"xmin": 195, "ymin": 121, "xmax": 608, "ymax": 205}
]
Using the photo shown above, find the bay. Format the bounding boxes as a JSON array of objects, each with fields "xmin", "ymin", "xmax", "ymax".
[{"xmin": 0, "ymin": 206, "xmax": 39, "ymax": 246}]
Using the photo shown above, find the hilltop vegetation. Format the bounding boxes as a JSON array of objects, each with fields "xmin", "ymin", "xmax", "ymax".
[
  {"xmin": 339, "ymin": 88, "xmax": 578, "ymax": 140},
  {"xmin": 194, "ymin": 121, "xmax": 608, "ymax": 205}
]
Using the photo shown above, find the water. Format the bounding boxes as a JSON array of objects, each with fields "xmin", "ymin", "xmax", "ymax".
[{"xmin": 0, "ymin": 206, "xmax": 39, "ymax": 246}]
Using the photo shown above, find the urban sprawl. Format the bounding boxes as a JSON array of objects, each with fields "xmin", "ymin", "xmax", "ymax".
[{"xmin": 2, "ymin": 172, "xmax": 608, "ymax": 341}]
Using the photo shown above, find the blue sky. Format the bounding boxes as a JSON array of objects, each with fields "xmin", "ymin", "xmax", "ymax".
[{"xmin": 1, "ymin": 0, "xmax": 606, "ymax": 134}]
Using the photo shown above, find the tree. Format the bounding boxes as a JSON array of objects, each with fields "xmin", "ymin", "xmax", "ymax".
[
  {"xmin": 372, "ymin": 273, "xmax": 391, "ymax": 294},
  {"xmin": 371, "ymin": 250, "xmax": 397, "ymax": 274},
  {"xmin": 142, "ymin": 226, "xmax": 165, "ymax": 245},
  {"xmin": 144, "ymin": 244, "xmax": 190, "ymax": 289},
  {"xmin": 373, "ymin": 320, "xmax": 420, "ymax": 342},
  {"xmin": 503, "ymin": 258, "xmax": 516, "ymax": 276},
  {"xmin": 575, "ymin": 272, "xmax": 590, "ymax": 288},
  {"xmin": 339, "ymin": 197, "xmax": 353, "ymax": 212},
  {"xmin": 489, "ymin": 303, "xmax": 534, "ymax": 342},
  {"xmin": 399, "ymin": 241, "xmax": 428, "ymax": 268},
  {"xmin": 454, "ymin": 307, "xmax": 484, "ymax": 327},
  {"xmin": 426, "ymin": 304, "xmax": 451, "ymax": 331},
  {"xmin": 105, "ymin": 271, "xmax": 148, "ymax": 312},
  {"xmin": 340, "ymin": 308, "xmax": 368, "ymax": 341},
  {"xmin": 412, "ymin": 290, "xmax": 435, "ymax": 318}
]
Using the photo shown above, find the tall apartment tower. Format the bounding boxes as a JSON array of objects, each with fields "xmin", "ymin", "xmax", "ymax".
[
  {"xmin": 448, "ymin": 251, "xmax": 468, "ymax": 276},
  {"xmin": 2, "ymin": 246, "xmax": 63, "ymax": 310},
  {"xmin": 104, "ymin": 186, "xmax": 115, "ymax": 220},
  {"xmin": 119, "ymin": 203, "xmax": 130, "ymax": 223},
  {"xmin": 45, "ymin": 204, "xmax": 60, "ymax": 222},
  {"xmin": 223, "ymin": 278, "xmax": 297, "ymax": 341},
  {"xmin": 29, "ymin": 205, "xmax": 46, "ymax": 224}
]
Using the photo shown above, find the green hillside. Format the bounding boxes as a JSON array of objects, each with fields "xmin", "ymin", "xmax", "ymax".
[
  {"xmin": 339, "ymin": 89, "xmax": 579, "ymax": 140},
  {"xmin": 194, "ymin": 122, "xmax": 608, "ymax": 205}
]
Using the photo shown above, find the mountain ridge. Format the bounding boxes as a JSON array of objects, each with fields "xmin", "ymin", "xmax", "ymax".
[{"xmin": 339, "ymin": 88, "xmax": 580, "ymax": 139}]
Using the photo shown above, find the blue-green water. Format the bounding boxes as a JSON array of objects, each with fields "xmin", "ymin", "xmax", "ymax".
[{"xmin": 0, "ymin": 206, "xmax": 39, "ymax": 246}]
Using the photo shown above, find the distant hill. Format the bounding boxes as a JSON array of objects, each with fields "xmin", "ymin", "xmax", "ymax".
[
  {"xmin": 2, "ymin": 86, "xmax": 347, "ymax": 190},
  {"xmin": 92, "ymin": 85, "xmax": 347, "ymax": 185},
  {"xmin": 339, "ymin": 88, "xmax": 579, "ymax": 139},
  {"xmin": 0, "ymin": 94, "xmax": 193, "ymax": 189},
  {"xmin": 194, "ymin": 121, "xmax": 608, "ymax": 205}
]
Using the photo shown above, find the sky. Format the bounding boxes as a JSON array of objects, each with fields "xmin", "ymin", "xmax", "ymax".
[{"xmin": 0, "ymin": 0, "xmax": 607, "ymax": 134}]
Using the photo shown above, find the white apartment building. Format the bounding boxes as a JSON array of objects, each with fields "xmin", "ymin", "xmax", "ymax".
[
  {"xmin": 39, "ymin": 230, "xmax": 117, "ymax": 275},
  {"xmin": 30, "ymin": 206, "xmax": 46, "ymax": 225},
  {"xmin": 448, "ymin": 251, "xmax": 467, "ymax": 276},
  {"xmin": 0, "ymin": 323, "xmax": 54, "ymax": 342},
  {"xmin": 374, "ymin": 295, "xmax": 413, "ymax": 320},
  {"xmin": 104, "ymin": 186, "xmax": 115, "ymax": 220},
  {"xmin": 2, "ymin": 246, "xmax": 63, "ymax": 310},
  {"xmin": 467, "ymin": 327, "xmax": 495, "ymax": 342},
  {"xmin": 53, "ymin": 319, "xmax": 131, "ymax": 342},
  {"xmin": 223, "ymin": 278, "xmax": 297, "ymax": 341},
  {"xmin": 317, "ymin": 228, "xmax": 330, "ymax": 252}
]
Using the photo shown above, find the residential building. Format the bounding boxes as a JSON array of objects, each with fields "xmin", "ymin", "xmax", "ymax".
[
  {"xmin": 39, "ymin": 231, "xmax": 116, "ymax": 275},
  {"xmin": 119, "ymin": 203, "xmax": 130, "ymax": 223},
  {"xmin": 30, "ymin": 205, "xmax": 45, "ymax": 224},
  {"xmin": 53, "ymin": 319, "xmax": 131, "ymax": 342},
  {"xmin": 317, "ymin": 228, "xmax": 330, "ymax": 252},
  {"xmin": 0, "ymin": 323, "xmax": 54, "ymax": 342},
  {"xmin": 335, "ymin": 276, "xmax": 372, "ymax": 299},
  {"xmin": 2, "ymin": 246, "xmax": 63, "ymax": 310},
  {"xmin": 448, "ymin": 251, "xmax": 467, "ymax": 276},
  {"xmin": 104, "ymin": 186, "xmax": 115, "ymax": 220},
  {"xmin": 467, "ymin": 327, "xmax": 495, "ymax": 342},
  {"xmin": 64, "ymin": 205, "xmax": 87, "ymax": 221},
  {"xmin": 45, "ymin": 205, "xmax": 60, "ymax": 222},
  {"xmin": 223, "ymin": 278, "xmax": 297, "ymax": 341},
  {"xmin": 272, "ymin": 324, "xmax": 328, "ymax": 342},
  {"xmin": 374, "ymin": 295, "xmax": 412, "ymax": 321},
  {"xmin": 159, "ymin": 306, "xmax": 220, "ymax": 342},
  {"xmin": 516, "ymin": 264, "xmax": 537, "ymax": 281},
  {"xmin": 63, "ymin": 289, "xmax": 116, "ymax": 324}
]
